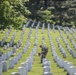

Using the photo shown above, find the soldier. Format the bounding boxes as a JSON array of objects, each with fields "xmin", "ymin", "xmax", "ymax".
[{"xmin": 39, "ymin": 45, "xmax": 48, "ymax": 63}]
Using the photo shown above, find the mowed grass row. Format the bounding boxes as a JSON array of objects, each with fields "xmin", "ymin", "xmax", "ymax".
[{"xmin": 0, "ymin": 27, "xmax": 76, "ymax": 75}]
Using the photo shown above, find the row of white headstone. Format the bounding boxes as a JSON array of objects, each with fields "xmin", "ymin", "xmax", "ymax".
[
  {"xmin": 42, "ymin": 58, "xmax": 52, "ymax": 75},
  {"xmin": 48, "ymin": 29, "xmax": 76, "ymax": 75},
  {"xmin": 8, "ymin": 23, "xmax": 33, "ymax": 72},
  {"xmin": 67, "ymin": 27, "xmax": 73, "ymax": 34},
  {"xmin": 0, "ymin": 25, "xmax": 32, "ymax": 74},
  {"xmin": 0, "ymin": 44, "xmax": 19, "ymax": 62},
  {"xmin": 42, "ymin": 25, "xmax": 52, "ymax": 75},
  {"xmin": 11, "ymin": 22, "xmax": 39, "ymax": 75},
  {"xmin": 53, "ymin": 24, "xmax": 56, "ymax": 33},
  {"xmin": 8, "ymin": 32, "xmax": 16, "ymax": 47},
  {"xmin": 56, "ymin": 37, "xmax": 67, "ymax": 58},
  {"xmin": 11, "ymin": 45, "xmax": 37, "ymax": 75},
  {"xmin": 23, "ymin": 41, "xmax": 30, "ymax": 53},
  {"xmin": 0, "ymin": 49, "xmax": 14, "ymax": 62},
  {"xmin": 0, "ymin": 20, "xmax": 31, "ymax": 60},
  {"xmin": 34, "ymin": 22, "xmax": 40, "ymax": 47},
  {"xmin": 0, "ymin": 40, "xmax": 31, "ymax": 74},
  {"xmin": 0, "ymin": 52, "xmax": 22, "ymax": 75},
  {"xmin": 54, "ymin": 56, "xmax": 76, "ymax": 75},
  {"xmin": 0, "ymin": 20, "xmax": 39, "ymax": 75},
  {"xmin": 59, "ymin": 27, "xmax": 76, "ymax": 58},
  {"xmin": 42, "ymin": 23, "xmax": 45, "ymax": 34},
  {"xmin": 70, "ymin": 38, "xmax": 76, "ymax": 50},
  {"xmin": 31, "ymin": 20, "xmax": 36, "ymax": 28},
  {"xmin": 0, "ymin": 29, "xmax": 26, "ymax": 62},
  {"xmin": 62, "ymin": 27, "xmax": 76, "ymax": 48},
  {"xmin": 57, "ymin": 25, "xmax": 76, "ymax": 41},
  {"xmin": 66, "ymin": 27, "xmax": 76, "ymax": 41},
  {"xmin": 0, "ymin": 29, "xmax": 11, "ymax": 47},
  {"xmin": 0, "ymin": 19, "xmax": 31, "ymax": 47},
  {"xmin": 71, "ymin": 28, "xmax": 76, "ymax": 33},
  {"xmin": 59, "ymin": 25, "xmax": 76, "ymax": 58}
]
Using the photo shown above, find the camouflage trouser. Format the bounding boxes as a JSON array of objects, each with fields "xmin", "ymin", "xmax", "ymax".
[{"xmin": 40, "ymin": 53, "xmax": 45, "ymax": 63}]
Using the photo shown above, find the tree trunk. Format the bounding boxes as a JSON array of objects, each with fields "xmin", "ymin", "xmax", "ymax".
[
  {"xmin": 36, "ymin": 0, "xmax": 40, "ymax": 5},
  {"xmin": 60, "ymin": 13, "xmax": 62, "ymax": 26},
  {"xmin": 44, "ymin": 0, "xmax": 48, "ymax": 9}
]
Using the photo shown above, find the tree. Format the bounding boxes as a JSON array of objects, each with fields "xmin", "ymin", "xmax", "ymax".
[
  {"xmin": 37, "ymin": 10, "xmax": 54, "ymax": 23},
  {"xmin": 0, "ymin": 0, "xmax": 31, "ymax": 29},
  {"xmin": 48, "ymin": 0, "xmax": 76, "ymax": 27}
]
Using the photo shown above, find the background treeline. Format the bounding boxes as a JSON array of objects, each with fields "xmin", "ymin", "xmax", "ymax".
[{"xmin": 0, "ymin": 0, "xmax": 76, "ymax": 29}]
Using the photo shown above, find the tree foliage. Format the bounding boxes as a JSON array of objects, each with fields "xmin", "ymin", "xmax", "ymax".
[
  {"xmin": 0, "ymin": 0, "xmax": 31, "ymax": 29},
  {"xmin": 37, "ymin": 10, "xmax": 54, "ymax": 23},
  {"xmin": 27, "ymin": 0, "xmax": 76, "ymax": 27},
  {"xmin": 0, "ymin": 0, "xmax": 76, "ymax": 28}
]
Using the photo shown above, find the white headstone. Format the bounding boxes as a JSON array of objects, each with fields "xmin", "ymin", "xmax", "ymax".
[
  {"xmin": 1, "ymin": 41, "xmax": 3, "ymax": 46},
  {"xmin": 7, "ymin": 52, "xmax": 10, "ymax": 58},
  {"xmin": 43, "ymin": 66, "xmax": 50, "ymax": 73},
  {"xmin": 44, "ymin": 72, "xmax": 52, "ymax": 75},
  {"xmin": 18, "ymin": 67, "xmax": 26, "ymax": 75},
  {"xmin": 4, "ymin": 45, "xmax": 7, "ymax": 50},
  {"xmin": 2, "ymin": 61, "xmax": 7, "ymax": 72},
  {"xmin": 21, "ymin": 62, "xmax": 28, "ymax": 75},
  {"xmin": 5, "ymin": 53, "xmax": 9, "ymax": 60},
  {"xmin": 0, "ymin": 57, "xmax": 2, "ymax": 63},
  {"xmin": 10, "ymin": 50, "xmax": 13, "ymax": 56},
  {"xmin": 68, "ymin": 66, "xmax": 75, "ymax": 75},
  {"xmin": 74, "ymin": 73, "xmax": 76, "ymax": 75},
  {"xmin": 26, "ymin": 59, "xmax": 32, "ymax": 71},
  {"xmin": 9, "ymin": 59, "xmax": 14, "ymax": 69},
  {"xmin": 11, "ymin": 72, "xmax": 20, "ymax": 75},
  {"xmin": 66, "ymin": 62, "xmax": 73, "ymax": 73},
  {"xmin": 7, "ymin": 43, "xmax": 9, "ymax": 48},
  {"xmin": 0, "ymin": 63, "xmax": 2, "ymax": 75},
  {"xmin": 43, "ymin": 58, "xmax": 49, "ymax": 64},
  {"xmin": 14, "ymin": 56, "xmax": 18, "ymax": 64},
  {"xmin": 17, "ymin": 53, "xmax": 22, "ymax": 61},
  {"xmin": 63, "ymin": 61, "xmax": 68, "ymax": 70},
  {"xmin": 13, "ymin": 46, "xmax": 16, "ymax": 53},
  {"xmin": 9, "ymin": 51, "xmax": 12, "ymax": 57},
  {"xmin": 43, "ymin": 61, "xmax": 50, "ymax": 67},
  {"xmin": 1, "ymin": 54, "xmax": 4, "ymax": 61},
  {"xmin": 10, "ymin": 41, "xmax": 13, "ymax": 47},
  {"xmin": 73, "ymin": 52, "xmax": 76, "ymax": 58},
  {"xmin": 59, "ymin": 59, "xmax": 64, "ymax": 68},
  {"xmin": 3, "ymin": 54, "xmax": 6, "ymax": 60}
]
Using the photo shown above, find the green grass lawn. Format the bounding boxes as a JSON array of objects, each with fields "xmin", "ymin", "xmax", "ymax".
[{"xmin": 0, "ymin": 27, "xmax": 76, "ymax": 75}]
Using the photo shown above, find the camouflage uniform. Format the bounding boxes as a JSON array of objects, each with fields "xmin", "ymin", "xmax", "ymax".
[{"xmin": 40, "ymin": 46, "xmax": 48, "ymax": 63}]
